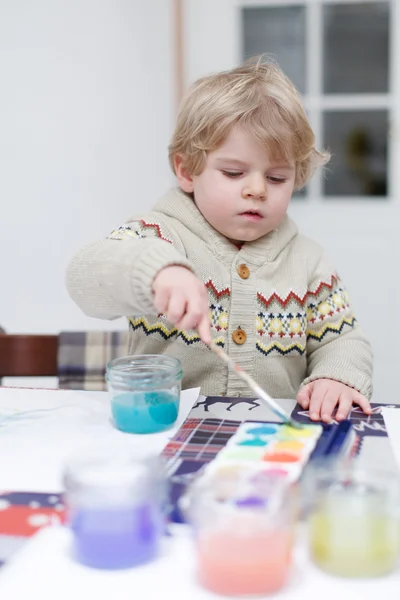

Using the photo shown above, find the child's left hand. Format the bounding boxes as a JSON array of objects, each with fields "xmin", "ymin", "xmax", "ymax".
[{"xmin": 296, "ymin": 378, "xmax": 373, "ymax": 423}]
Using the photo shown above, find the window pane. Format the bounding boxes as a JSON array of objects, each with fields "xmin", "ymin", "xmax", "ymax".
[
  {"xmin": 323, "ymin": 3, "xmax": 390, "ymax": 94},
  {"xmin": 323, "ymin": 110, "xmax": 388, "ymax": 197},
  {"xmin": 242, "ymin": 7, "xmax": 306, "ymax": 94}
]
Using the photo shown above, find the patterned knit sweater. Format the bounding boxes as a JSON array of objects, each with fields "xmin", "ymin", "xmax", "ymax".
[{"xmin": 66, "ymin": 187, "xmax": 372, "ymax": 399}]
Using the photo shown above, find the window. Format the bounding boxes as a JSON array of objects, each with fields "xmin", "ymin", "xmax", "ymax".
[{"xmin": 242, "ymin": 1, "xmax": 391, "ymax": 199}]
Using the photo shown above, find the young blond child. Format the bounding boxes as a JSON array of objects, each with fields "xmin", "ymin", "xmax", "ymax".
[{"xmin": 66, "ymin": 58, "xmax": 373, "ymax": 423}]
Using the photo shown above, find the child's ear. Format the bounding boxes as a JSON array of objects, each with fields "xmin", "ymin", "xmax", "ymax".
[{"xmin": 174, "ymin": 155, "xmax": 194, "ymax": 193}]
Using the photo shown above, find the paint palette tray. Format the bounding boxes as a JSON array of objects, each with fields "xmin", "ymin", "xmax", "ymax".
[
  {"xmin": 203, "ymin": 421, "xmax": 323, "ymax": 484},
  {"xmin": 163, "ymin": 414, "xmax": 357, "ymax": 523}
]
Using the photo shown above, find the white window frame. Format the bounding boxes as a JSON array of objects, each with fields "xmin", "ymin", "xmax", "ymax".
[{"xmin": 232, "ymin": 0, "xmax": 399, "ymax": 202}]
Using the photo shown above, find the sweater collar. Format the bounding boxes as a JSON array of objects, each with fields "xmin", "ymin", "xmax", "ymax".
[{"xmin": 153, "ymin": 187, "xmax": 298, "ymax": 265}]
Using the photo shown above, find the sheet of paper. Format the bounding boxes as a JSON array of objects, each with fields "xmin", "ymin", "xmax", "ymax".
[
  {"xmin": 189, "ymin": 395, "xmax": 297, "ymax": 422},
  {"xmin": 382, "ymin": 407, "xmax": 400, "ymax": 473},
  {"xmin": 0, "ymin": 387, "xmax": 200, "ymax": 492}
]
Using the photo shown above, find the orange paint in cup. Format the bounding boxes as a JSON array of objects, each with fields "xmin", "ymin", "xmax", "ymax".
[
  {"xmin": 185, "ymin": 468, "xmax": 295, "ymax": 596},
  {"xmin": 197, "ymin": 524, "xmax": 292, "ymax": 596}
]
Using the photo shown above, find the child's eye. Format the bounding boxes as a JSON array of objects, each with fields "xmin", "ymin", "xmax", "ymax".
[
  {"xmin": 222, "ymin": 170, "xmax": 243, "ymax": 178},
  {"xmin": 268, "ymin": 176, "xmax": 286, "ymax": 184}
]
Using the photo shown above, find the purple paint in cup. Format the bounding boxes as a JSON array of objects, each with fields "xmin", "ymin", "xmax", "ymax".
[
  {"xmin": 64, "ymin": 450, "xmax": 167, "ymax": 569},
  {"xmin": 70, "ymin": 503, "xmax": 161, "ymax": 569}
]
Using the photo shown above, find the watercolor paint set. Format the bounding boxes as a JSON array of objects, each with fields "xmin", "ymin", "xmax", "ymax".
[
  {"xmin": 203, "ymin": 421, "xmax": 324, "ymax": 483},
  {"xmin": 164, "ymin": 416, "xmax": 357, "ymax": 524}
]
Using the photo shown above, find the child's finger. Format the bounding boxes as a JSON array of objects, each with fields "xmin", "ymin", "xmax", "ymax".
[
  {"xmin": 153, "ymin": 287, "xmax": 170, "ymax": 314},
  {"xmin": 166, "ymin": 293, "xmax": 187, "ymax": 325},
  {"xmin": 335, "ymin": 391, "xmax": 353, "ymax": 421},
  {"xmin": 296, "ymin": 383, "xmax": 312, "ymax": 409},
  {"xmin": 177, "ymin": 308, "xmax": 204, "ymax": 332},
  {"xmin": 308, "ymin": 385, "xmax": 327, "ymax": 421},
  {"xmin": 320, "ymin": 389, "xmax": 342, "ymax": 422},
  {"xmin": 197, "ymin": 315, "xmax": 212, "ymax": 345},
  {"xmin": 354, "ymin": 392, "xmax": 373, "ymax": 415},
  {"xmin": 176, "ymin": 295, "xmax": 210, "ymax": 336}
]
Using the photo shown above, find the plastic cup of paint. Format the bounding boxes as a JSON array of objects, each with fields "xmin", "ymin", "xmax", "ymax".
[
  {"xmin": 303, "ymin": 460, "xmax": 400, "ymax": 578},
  {"xmin": 183, "ymin": 470, "xmax": 295, "ymax": 596},
  {"xmin": 106, "ymin": 355, "xmax": 183, "ymax": 434},
  {"xmin": 63, "ymin": 450, "xmax": 167, "ymax": 569}
]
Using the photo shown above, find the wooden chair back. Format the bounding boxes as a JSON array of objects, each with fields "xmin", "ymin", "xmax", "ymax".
[{"xmin": 0, "ymin": 334, "xmax": 58, "ymax": 377}]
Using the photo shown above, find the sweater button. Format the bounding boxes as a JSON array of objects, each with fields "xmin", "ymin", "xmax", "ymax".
[
  {"xmin": 237, "ymin": 264, "xmax": 250, "ymax": 279},
  {"xmin": 232, "ymin": 328, "xmax": 247, "ymax": 345}
]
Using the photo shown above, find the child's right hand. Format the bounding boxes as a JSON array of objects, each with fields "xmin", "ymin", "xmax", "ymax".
[{"xmin": 152, "ymin": 266, "xmax": 211, "ymax": 345}]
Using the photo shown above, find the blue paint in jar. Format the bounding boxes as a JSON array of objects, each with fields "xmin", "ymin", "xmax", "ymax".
[
  {"xmin": 111, "ymin": 391, "xmax": 179, "ymax": 434},
  {"xmin": 70, "ymin": 503, "xmax": 162, "ymax": 569}
]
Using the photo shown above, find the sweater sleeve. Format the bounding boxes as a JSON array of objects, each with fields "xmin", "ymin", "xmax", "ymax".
[
  {"xmin": 301, "ymin": 253, "xmax": 373, "ymax": 399},
  {"xmin": 66, "ymin": 216, "xmax": 193, "ymax": 320}
]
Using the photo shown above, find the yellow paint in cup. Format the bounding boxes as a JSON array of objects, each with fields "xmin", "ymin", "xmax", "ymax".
[
  {"xmin": 310, "ymin": 498, "xmax": 400, "ymax": 577},
  {"xmin": 305, "ymin": 464, "xmax": 400, "ymax": 578}
]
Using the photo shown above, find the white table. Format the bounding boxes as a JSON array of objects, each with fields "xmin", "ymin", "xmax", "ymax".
[
  {"xmin": 0, "ymin": 387, "xmax": 399, "ymax": 600},
  {"xmin": 0, "ymin": 387, "xmax": 199, "ymax": 492}
]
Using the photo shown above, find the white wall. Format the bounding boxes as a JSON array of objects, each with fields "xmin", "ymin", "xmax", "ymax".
[{"xmin": 0, "ymin": 0, "xmax": 174, "ymax": 334}]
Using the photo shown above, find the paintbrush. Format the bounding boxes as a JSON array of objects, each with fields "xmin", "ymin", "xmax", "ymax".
[{"xmin": 209, "ymin": 342, "xmax": 303, "ymax": 429}]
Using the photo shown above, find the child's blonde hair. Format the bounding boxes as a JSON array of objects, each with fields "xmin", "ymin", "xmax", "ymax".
[{"xmin": 169, "ymin": 57, "xmax": 330, "ymax": 190}]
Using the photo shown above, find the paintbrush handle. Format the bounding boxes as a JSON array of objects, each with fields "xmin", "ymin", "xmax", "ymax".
[{"xmin": 210, "ymin": 343, "xmax": 299, "ymax": 427}]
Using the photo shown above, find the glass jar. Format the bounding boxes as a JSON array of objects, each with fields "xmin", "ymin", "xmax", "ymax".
[
  {"xmin": 63, "ymin": 449, "xmax": 167, "ymax": 569},
  {"xmin": 106, "ymin": 354, "xmax": 183, "ymax": 434},
  {"xmin": 303, "ymin": 460, "xmax": 400, "ymax": 578},
  {"xmin": 183, "ymin": 470, "xmax": 295, "ymax": 596}
]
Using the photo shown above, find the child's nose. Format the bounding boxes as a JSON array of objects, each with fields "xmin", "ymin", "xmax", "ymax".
[{"xmin": 242, "ymin": 175, "xmax": 266, "ymax": 200}]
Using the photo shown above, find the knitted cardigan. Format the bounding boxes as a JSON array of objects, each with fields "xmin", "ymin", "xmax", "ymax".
[{"xmin": 66, "ymin": 187, "xmax": 372, "ymax": 399}]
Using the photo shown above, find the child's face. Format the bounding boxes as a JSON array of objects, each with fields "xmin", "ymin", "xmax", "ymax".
[{"xmin": 177, "ymin": 125, "xmax": 296, "ymax": 243}]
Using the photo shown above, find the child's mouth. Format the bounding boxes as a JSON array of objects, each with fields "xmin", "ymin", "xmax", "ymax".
[{"xmin": 240, "ymin": 211, "xmax": 263, "ymax": 221}]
